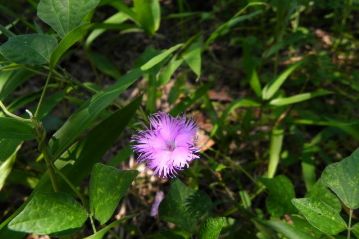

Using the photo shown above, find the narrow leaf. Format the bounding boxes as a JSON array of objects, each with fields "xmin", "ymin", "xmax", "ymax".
[
  {"xmin": 0, "ymin": 143, "xmax": 21, "ymax": 190},
  {"xmin": 269, "ymin": 90, "xmax": 331, "ymax": 106},
  {"xmin": 0, "ymin": 117, "xmax": 35, "ymax": 140},
  {"xmin": 262, "ymin": 62, "xmax": 302, "ymax": 100},
  {"xmin": 140, "ymin": 44, "xmax": 183, "ymax": 71}
]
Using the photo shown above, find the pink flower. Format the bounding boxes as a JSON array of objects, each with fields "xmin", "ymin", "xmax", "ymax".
[{"xmin": 132, "ymin": 112, "xmax": 199, "ymax": 178}]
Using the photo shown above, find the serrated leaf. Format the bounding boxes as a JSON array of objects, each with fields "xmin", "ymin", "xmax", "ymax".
[
  {"xmin": 261, "ymin": 175, "xmax": 296, "ymax": 217},
  {"xmin": 159, "ymin": 179, "xmax": 197, "ymax": 231},
  {"xmin": 321, "ymin": 148, "xmax": 359, "ymax": 209},
  {"xmin": 185, "ymin": 191, "xmax": 213, "ymax": 219},
  {"xmin": 292, "ymin": 198, "xmax": 346, "ymax": 235},
  {"xmin": 90, "ymin": 163, "xmax": 138, "ymax": 225},
  {"xmin": 0, "ymin": 34, "xmax": 57, "ymax": 65},
  {"xmin": 9, "ymin": 192, "xmax": 88, "ymax": 235},
  {"xmin": 37, "ymin": 0, "xmax": 100, "ymax": 38},
  {"xmin": 199, "ymin": 217, "xmax": 226, "ymax": 239}
]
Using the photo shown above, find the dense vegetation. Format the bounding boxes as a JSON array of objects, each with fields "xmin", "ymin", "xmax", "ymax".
[{"xmin": 1, "ymin": 0, "xmax": 359, "ymax": 238}]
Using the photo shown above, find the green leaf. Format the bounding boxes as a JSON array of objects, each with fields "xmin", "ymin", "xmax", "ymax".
[
  {"xmin": 199, "ymin": 217, "xmax": 226, "ymax": 239},
  {"xmin": 265, "ymin": 219, "xmax": 316, "ymax": 239},
  {"xmin": 158, "ymin": 57, "xmax": 183, "ymax": 85},
  {"xmin": 54, "ymin": 97, "xmax": 142, "ymax": 188},
  {"xmin": 87, "ymin": 51, "xmax": 121, "ymax": 79},
  {"xmin": 86, "ymin": 12, "xmax": 129, "ymax": 47},
  {"xmin": 37, "ymin": 0, "xmax": 100, "ymax": 38},
  {"xmin": 0, "ymin": 70, "xmax": 34, "ymax": 101},
  {"xmin": 206, "ymin": 8, "xmax": 264, "ymax": 46},
  {"xmin": 50, "ymin": 23, "xmax": 92, "ymax": 68},
  {"xmin": 0, "ymin": 34, "xmax": 57, "ymax": 65},
  {"xmin": 267, "ymin": 128, "xmax": 284, "ymax": 178},
  {"xmin": 261, "ymin": 175, "xmax": 296, "ymax": 217},
  {"xmin": 249, "ymin": 69, "xmax": 262, "ymax": 98},
  {"xmin": 36, "ymin": 91, "xmax": 65, "ymax": 120},
  {"xmin": 90, "ymin": 163, "xmax": 138, "ymax": 225},
  {"xmin": 262, "ymin": 62, "xmax": 302, "ymax": 100},
  {"xmin": 182, "ymin": 37, "xmax": 202, "ymax": 77},
  {"xmin": 351, "ymin": 223, "xmax": 359, "ymax": 239},
  {"xmin": 269, "ymin": 90, "xmax": 331, "ymax": 106},
  {"xmin": 133, "ymin": 0, "xmax": 161, "ymax": 35},
  {"xmin": 159, "ymin": 179, "xmax": 197, "ymax": 231},
  {"xmin": 0, "ymin": 143, "xmax": 21, "ymax": 190},
  {"xmin": 292, "ymin": 198, "xmax": 346, "ymax": 235},
  {"xmin": 321, "ymin": 148, "xmax": 359, "ymax": 209},
  {"xmin": 9, "ymin": 192, "xmax": 88, "ymax": 234},
  {"xmin": 49, "ymin": 69, "xmax": 142, "ymax": 157},
  {"xmin": 306, "ymin": 180, "xmax": 341, "ymax": 212},
  {"xmin": 0, "ymin": 117, "xmax": 35, "ymax": 140},
  {"xmin": 140, "ymin": 44, "xmax": 183, "ymax": 71}
]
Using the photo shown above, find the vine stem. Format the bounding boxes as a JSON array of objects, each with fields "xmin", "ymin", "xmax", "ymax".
[
  {"xmin": 34, "ymin": 69, "xmax": 52, "ymax": 118},
  {"xmin": 348, "ymin": 208, "xmax": 353, "ymax": 239},
  {"xmin": 34, "ymin": 119, "xmax": 59, "ymax": 192},
  {"xmin": 0, "ymin": 100, "xmax": 31, "ymax": 122},
  {"xmin": 89, "ymin": 215, "xmax": 97, "ymax": 233}
]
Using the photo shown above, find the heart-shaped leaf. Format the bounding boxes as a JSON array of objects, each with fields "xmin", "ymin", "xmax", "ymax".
[
  {"xmin": 292, "ymin": 198, "xmax": 346, "ymax": 235},
  {"xmin": 37, "ymin": 0, "xmax": 100, "ymax": 37},
  {"xmin": 0, "ymin": 34, "xmax": 57, "ymax": 65},
  {"xmin": 89, "ymin": 163, "xmax": 138, "ymax": 225},
  {"xmin": 321, "ymin": 148, "xmax": 359, "ymax": 209},
  {"xmin": 9, "ymin": 192, "xmax": 88, "ymax": 235}
]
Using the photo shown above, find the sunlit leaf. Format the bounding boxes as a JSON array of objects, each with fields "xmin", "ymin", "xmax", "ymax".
[
  {"xmin": 9, "ymin": 192, "xmax": 88, "ymax": 234},
  {"xmin": 90, "ymin": 163, "xmax": 138, "ymax": 225},
  {"xmin": 37, "ymin": 0, "xmax": 100, "ymax": 37}
]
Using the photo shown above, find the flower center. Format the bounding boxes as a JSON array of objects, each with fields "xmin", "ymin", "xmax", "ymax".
[{"xmin": 166, "ymin": 141, "xmax": 176, "ymax": 152}]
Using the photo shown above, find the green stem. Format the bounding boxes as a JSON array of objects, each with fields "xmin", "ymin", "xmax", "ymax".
[
  {"xmin": 348, "ymin": 208, "xmax": 353, "ymax": 239},
  {"xmin": 34, "ymin": 119, "xmax": 58, "ymax": 192},
  {"xmin": 34, "ymin": 70, "xmax": 52, "ymax": 118},
  {"xmin": 54, "ymin": 167, "xmax": 86, "ymax": 205},
  {"xmin": 0, "ymin": 100, "xmax": 31, "ymax": 122},
  {"xmin": 89, "ymin": 215, "xmax": 97, "ymax": 233}
]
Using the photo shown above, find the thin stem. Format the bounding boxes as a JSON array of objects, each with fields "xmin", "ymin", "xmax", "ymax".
[
  {"xmin": 89, "ymin": 215, "xmax": 97, "ymax": 233},
  {"xmin": 54, "ymin": 168, "xmax": 86, "ymax": 205},
  {"xmin": 348, "ymin": 208, "xmax": 353, "ymax": 239},
  {"xmin": 34, "ymin": 70, "xmax": 52, "ymax": 118},
  {"xmin": 41, "ymin": 142, "xmax": 59, "ymax": 192},
  {"xmin": 0, "ymin": 100, "xmax": 31, "ymax": 122},
  {"xmin": 34, "ymin": 119, "xmax": 59, "ymax": 192}
]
